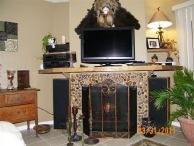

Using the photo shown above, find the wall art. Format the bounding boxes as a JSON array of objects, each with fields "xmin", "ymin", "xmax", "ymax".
[{"xmin": 0, "ymin": 21, "xmax": 18, "ymax": 52}]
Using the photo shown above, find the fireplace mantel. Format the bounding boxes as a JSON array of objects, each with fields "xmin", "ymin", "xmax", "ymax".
[
  {"xmin": 38, "ymin": 65, "xmax": 183, "ymax": 74},
  {"xmin": 38, "ymin": 65, "xmax": 183, "ymax": 135}
]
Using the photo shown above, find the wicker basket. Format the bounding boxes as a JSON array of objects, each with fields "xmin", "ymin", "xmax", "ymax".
[{"xmin": 33, "ymin": 124, "xmax": 52, "ymax": 134}]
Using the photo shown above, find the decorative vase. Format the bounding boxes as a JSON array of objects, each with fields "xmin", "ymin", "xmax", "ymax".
[
  {"xmin": 141, "ymin": 117, "xmax": 155, "ymax": 138},
  {"xmin": 178, "ymin": 116, "xmax": 194, "ymax": 146},
  {"xmin": 7, "ymin": 70, "xmax": 15, "ymax": 90}
]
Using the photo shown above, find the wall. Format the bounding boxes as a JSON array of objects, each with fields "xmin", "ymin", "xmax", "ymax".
[
  {"xmin": 69, "ymin": 0, "xmax": 147, "ymax": 68},
  {"xmin": 0, "ymin": 0, "xmax": 69, "ymax": 126},
  {"xmin": 0, "ymin": 0, "xmax": 188, "ymax": 127},
  {"xmin": 145, "ymin": 0, "xmax": 188, "ymax": 63}
]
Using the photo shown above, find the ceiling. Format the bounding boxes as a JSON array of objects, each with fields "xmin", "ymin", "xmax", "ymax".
[{"xmin": 45, "ymin": 0, "xmax": 69, "ymax": 3}]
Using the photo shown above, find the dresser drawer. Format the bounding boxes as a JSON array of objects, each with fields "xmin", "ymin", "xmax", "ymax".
[
  {"xmin": 0, "ymin": 104, "xmax": 36, "ymax": 123},
  {"xmin": 0, "ymin": 95, "xmax": 5, "ymax": 106},
  {"xmin": 4, "ymin": 92, "xmax": 35, "ymax": 106}
]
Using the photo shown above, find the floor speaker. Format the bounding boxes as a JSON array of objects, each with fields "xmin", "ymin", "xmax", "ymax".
[
  {"xmin": 53, "ymin": 79, "xmax": 70, "ymax": 129},
  {"xmin": 148, "ymin": 77, "xmax": 170, "ymax": 130}
]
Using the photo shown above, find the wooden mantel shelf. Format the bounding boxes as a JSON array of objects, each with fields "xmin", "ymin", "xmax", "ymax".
[{"xmin": 38, "ymin": 65, "xmax": 183, "ymax": 74}]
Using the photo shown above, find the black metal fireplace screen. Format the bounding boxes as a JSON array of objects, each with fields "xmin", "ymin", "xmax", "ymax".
[{"xmin": 82, "ymin": 79, "xmax": 137, "ymax": 138}]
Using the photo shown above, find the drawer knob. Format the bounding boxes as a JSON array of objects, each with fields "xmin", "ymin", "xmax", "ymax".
[
  {"xmin": 16, "ymin": 96, "xmax": 26, "ymax": 101},
  {"xmin": 17, "ymin": 110, "xmax": 26, "ymax": 115}
]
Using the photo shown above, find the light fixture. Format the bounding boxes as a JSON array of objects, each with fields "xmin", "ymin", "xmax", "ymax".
[{"xmin": 147, "ymin": 7, "xmax": 172, "ymax": 47}]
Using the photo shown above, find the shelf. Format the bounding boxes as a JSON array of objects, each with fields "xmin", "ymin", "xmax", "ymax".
[
  {"xmin": 147, "ymin": 49, "xmax": 176, "ymax": 53},
  {"xmin": 38, "ymin": 65, "xmax": 183, "ymax": 74}
]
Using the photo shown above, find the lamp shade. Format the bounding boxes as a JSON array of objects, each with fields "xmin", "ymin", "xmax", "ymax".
[{"xmin": 147, "ymin": 10, "xmax": 172, "ymax": 28}]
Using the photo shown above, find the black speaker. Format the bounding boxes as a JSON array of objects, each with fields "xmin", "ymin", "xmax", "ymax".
[
  {"xmin": 129, "ymin": 86, "xmax": 137, "ymax": 137},
  {"xmin": 148, "ymin": 77, "xmax": 170, "ymax": 130},
  {"xmin": 53, "ymin": 79, "xmax": 70, "ymax": 129}
]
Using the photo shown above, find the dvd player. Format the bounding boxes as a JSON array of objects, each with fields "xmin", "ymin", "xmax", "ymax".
[{"xmin": 46, "ymin": 43, "xmax": 70, "ymax": 53}]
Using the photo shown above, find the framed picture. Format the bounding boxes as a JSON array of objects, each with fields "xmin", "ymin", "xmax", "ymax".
[
  {"xmin": 162, "ymin": 42, "xmax": 172, "ymax": 49},
  {"xmin": 146, "ymin": 38, "xmax": 160, "ymax": 49}
]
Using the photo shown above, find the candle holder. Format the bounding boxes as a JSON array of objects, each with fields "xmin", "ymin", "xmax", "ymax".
[
  {"xmin": 79, "ymin": 114, "xmax": 85, "ymax": 146},
  {"xmin": 71, "ymin": 106, "xmax": 82, "ymax": 142},
  {"xmin": 7, "ymin": 70, "xmax": 15, "ymax": 90},
  {"xmin": 66, "ymin": 118, "xmax": 73, "ymax": 146},
  {"xmin": 84, "ymin": 106, "xmax": 99, "ymax": 145}
]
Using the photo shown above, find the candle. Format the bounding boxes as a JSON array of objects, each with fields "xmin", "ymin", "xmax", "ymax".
[
  {"xmin": 68, "ymin": 106, "xmax": 71, "ymax": 118},
  {"xmin": 62, "ymin": 35, "xmax": 66, "ymax": 44}
]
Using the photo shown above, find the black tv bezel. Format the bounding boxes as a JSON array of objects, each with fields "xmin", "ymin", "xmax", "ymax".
[{"xmin": 81, "ymin": 27, "xmax": 135, "ymax": 65}]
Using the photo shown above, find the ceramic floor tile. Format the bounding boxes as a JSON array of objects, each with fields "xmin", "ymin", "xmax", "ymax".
[
  {"xmin": 174, "ymin": 132, "xmax": 187, "ymax": 140},
  {"xmin": 45, "ymin": 136, "xmax": 68, "ymax": 146},
  {"xmin": 71, "ymin": 138, "xmax": 101, "ymax": 146},
  {"xmin": 39, "ymin": 130, "xmax": 62, "ymax": 140},
  {"xmin": 103, "ymin": 139, "xmax": 130, "ymax": 146},
  {"xmin": 27, "ymin": 141, "xmax": 50, "ymax": 146},
  {"xmin": 20, "ymin": 126, "xmax": 189, "ymax": 146},
  {"xmin": 164, "ymin": 137, "xmax": 190, "ymax": 146},
  {"xmin": 20, "ymin": 129, "xmax": 36, "ymax": 137},
  {"xmin": 146, "ymin": 134, "xmax": 171, "ymax": 144},
  {"xmin": 54, "ymin": 128, "xmax": 67, "ymax": 136},
  {"xmin": 23, "ymin": 135, "xmax": 44, "ymax": 145},
  {"xmin": 125, "ymin": 134, "xmax": 144, "ymax": 145}
]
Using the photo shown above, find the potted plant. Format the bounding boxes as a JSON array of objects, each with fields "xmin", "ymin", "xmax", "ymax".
[
  {"xmin": 150, "ymin": 67, "xmax": 194, "ymax": 146},
  {"xmin": 37, "ymin": 33, "xmax": 55, "ymax": 60}
]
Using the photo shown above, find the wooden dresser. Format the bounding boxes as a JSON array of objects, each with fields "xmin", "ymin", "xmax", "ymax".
[{"xmin": 0, "ymin": 89, "xmax": 39, "ymax": 137}]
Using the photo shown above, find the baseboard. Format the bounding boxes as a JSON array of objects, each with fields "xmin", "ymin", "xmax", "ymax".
[
  {"xmin": 16, "ymin": 120, "xmax": 54, "ymax": 131},
  {"xmin": 172, "ymin": 121, "xmax": 180, "ymax": 127}
]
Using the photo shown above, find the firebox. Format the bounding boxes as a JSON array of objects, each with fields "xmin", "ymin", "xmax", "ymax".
[{"xmin": 82, "ymin": 79, "xmax": 137, "ymax": 138}]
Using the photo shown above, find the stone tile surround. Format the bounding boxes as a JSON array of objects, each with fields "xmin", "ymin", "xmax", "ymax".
[{"xmin": 70, "ymin": 71, "xmax": 149, "ymax": 127}]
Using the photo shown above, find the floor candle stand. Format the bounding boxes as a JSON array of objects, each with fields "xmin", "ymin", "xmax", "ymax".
[
  {"xmin": 71, "ymin": 106, "xmax": 82, "ymax": 142},
  {"xmin": 84, "ymin": 106, "xmax": 99, "ymax": 144}
]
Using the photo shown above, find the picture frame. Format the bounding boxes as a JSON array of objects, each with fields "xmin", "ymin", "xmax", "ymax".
[{"xmin": 146, "ymin": 38, "xmax": 160, "ymax": 49}]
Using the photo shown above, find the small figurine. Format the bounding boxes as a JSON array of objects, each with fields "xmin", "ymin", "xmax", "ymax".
[{"xmin": 151, "ymin": 54, "xmax": 158, "ymax": 63}]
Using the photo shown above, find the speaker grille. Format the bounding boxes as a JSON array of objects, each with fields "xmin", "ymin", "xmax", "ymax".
[
  {"xmin": 149, "ymin": 77, "xmax": 170, "ymax": 130},
  {"xmin": 53, "ymin": 79, "xmax": 69, "ymax": 129}
]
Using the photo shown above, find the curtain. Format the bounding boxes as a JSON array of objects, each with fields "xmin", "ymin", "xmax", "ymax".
[{"xmin": 173, "ymin": 3, "xmax": 194, "ymax": 71}]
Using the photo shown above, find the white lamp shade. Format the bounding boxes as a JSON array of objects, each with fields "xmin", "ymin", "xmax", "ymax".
[{"xmin": 147, "ymin": 10, "xmax": 172, "ymax": 28}]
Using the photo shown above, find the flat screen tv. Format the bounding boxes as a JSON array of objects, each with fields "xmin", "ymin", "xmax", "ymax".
[{"xmin": 81, "ymin": 27, "xmax": 135, "ymax": 66}]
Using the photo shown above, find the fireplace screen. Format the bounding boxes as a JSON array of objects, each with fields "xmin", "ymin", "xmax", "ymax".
[{"xmin": 82, "ymin": 79, "xmax": 137, "ymax": 138}]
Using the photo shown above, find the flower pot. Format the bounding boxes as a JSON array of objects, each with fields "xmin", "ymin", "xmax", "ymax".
[{"xmin": 178, "ymin": 116, "xmax": 194, "ymax": 146}]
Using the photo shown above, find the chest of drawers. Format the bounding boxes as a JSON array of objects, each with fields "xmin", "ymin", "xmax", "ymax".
[{"xmin": 0, "ymin": 89, "xmax": 39, "ymax": 137}]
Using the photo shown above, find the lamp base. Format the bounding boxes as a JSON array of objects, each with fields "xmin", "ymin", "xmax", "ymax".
[
  {"xmin": 84, "ymin": 136, "xmax": 99, "ymax": 144},
  {"xmin": 66, "ymin": 142, "xmax": 74, "ymax": 146}
]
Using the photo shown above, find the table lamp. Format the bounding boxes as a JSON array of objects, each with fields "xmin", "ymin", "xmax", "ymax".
[{"xmin": 147, "ymin": 7, "xmax": 172, "ymax": 47}]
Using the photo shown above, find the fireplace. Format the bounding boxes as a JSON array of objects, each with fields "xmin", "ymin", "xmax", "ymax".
[
  {"xmin": 70, "ymin": 71, "xmax": 149, "ymax": 136},
  {"xmin": 82, "ymin": 79, "xmax": 137, "ymax": 138}
]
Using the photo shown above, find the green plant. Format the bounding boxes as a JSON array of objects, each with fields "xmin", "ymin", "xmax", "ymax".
[
  {"xmin": 36, "ymin": 33, "xmax": 55, "ymax": 60},
  {"xmin": 42, "ymin": 33, "xmax": 55, "ymax": 54},
  {"xmin": 150, "ymin": 68, "xmax": 194, "ymax": 126}
]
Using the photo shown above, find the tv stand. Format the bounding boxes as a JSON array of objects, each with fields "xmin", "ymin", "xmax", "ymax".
[{"xmin": 94, "ymin": 63, "xmax": 122, "ymax": 67}]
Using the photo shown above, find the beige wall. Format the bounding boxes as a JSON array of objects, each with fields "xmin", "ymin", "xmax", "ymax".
[
  {"xmin": 70, "ymin": 0, "xmax": 147, "ymax": 67},
  {"xmin": 145, "ymin": 0, "xmax": 188, "ymax": 63},
  {"xmin": 0, "ymin": 0, "xmax": 69, "ymax": 126},
  {"xmin": 0, "ymin": 0, "xmax": 188, "ymax": 127}
]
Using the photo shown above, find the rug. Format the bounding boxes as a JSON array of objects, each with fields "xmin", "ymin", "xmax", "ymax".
[{"xmin": 131, "ymin": 139, "xmax": 167, "ymax": 146}]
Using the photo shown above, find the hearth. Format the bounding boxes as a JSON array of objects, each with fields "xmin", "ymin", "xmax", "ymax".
[{"xmin": 82, "ymin": 79, "xmax": 137, "ymax": 138}]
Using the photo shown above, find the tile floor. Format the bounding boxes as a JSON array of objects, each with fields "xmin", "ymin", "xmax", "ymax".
[{"xmin": 21, "ymin": 126, "xmax": 190, "ymax": 146}]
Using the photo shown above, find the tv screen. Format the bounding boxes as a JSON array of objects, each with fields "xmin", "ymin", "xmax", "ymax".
[{"xmin": 81, "ymin": 27, "xmax": 135, "ymax": 66}]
